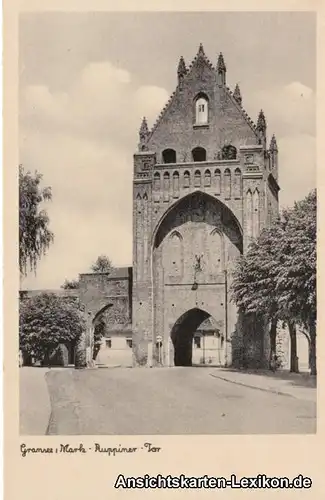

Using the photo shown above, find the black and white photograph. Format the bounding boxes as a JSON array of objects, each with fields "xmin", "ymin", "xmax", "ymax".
[{"xmin": 18, "ymin": 11, "xmax": 316, "ymax": 437}]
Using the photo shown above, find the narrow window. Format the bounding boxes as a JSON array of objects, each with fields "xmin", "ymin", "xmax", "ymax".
[
  {"xmin": 204, "ymin": 169, "xmax": 211, "ymax": 187},
  {"xmin": 105, "ymin": 338, "xmax": 112, "ymax": 348},
  {"xmin": 163, "ymin": 172, "xmax": 170, "ymax": 202},
  {"xmin": 195, "ymin": 97, "xmax": 208, "ymax": 124},
  {"xmin": 153, "ymin": 172, "xmax": 161, "ymax": 191},
  {"xmin": 126, "ymin": 338, "xmax": 133, "ymax": 348},
  {"xmin": 224, "ymin": 169, "xmax": 231, "ymax": 199},
  {"xmin": 184, "ymin": 170, "xmax": 190, "ymax": 188},
  {"xmin": 163, "ymin": 172, "xmax": 170, "ymax": 191},
  {"xmin": 173, "ymin": 171, "xmax": 180, "ymax": 194},
  {"xmin": 214, "ymin": 169, "xmax": 221, "ymax": 195},
  {"xmin": 194, "ymin": 170, "xmax": 201, "ymax": 188},
  {"xmin": 234, "ymin": 168, "xmax": 242, "ymax": 198}
]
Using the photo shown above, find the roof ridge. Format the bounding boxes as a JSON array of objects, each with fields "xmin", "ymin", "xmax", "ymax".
[
  {"xmin": 225, "ymin": 85, "xmax": 257, "ymax": 135},
  {"xmin": 149, "ymin": 89, "xmax": 177, "ymax": 137}
]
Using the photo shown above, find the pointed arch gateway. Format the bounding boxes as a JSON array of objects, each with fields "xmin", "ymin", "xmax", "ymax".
[
  {"xmin": 151, "ymin": 191, "xmax": 243, "ymax": 367},
  {"xmin": 171, "ymin": 308, "xmax": 210, "ymax": 366},
  {"xmin": 152, "ymin": 190, "xmax": 243, "ymax": 250}
]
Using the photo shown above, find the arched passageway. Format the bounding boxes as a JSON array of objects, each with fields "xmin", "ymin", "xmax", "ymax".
[
  {"xmin": 171, "ymin": 308, "xmax": 223, "ymax": 366},
  {"xmin": 152, "ymin": 190, "xmax": 243, "ymax": 367}
]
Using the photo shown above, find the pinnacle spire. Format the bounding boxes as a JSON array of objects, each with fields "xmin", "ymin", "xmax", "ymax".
[
  {"xmin": 177, "ymin": 56, "xmax": 187, "ymax": 77},
  {"xmin": 198, "ymin": 43, "xmax": 205, "ymax": 56},
  {"xmin": 270, "ymin": 134, "xmax": 278, "ymax": 151},
  {"xmin": 217, "ymin": 52, "xmax": 226, "ymax": 72},
  {"xmin": 257, "ymin": 109, "xmax": 266, "ymax": 131},
  {"xmin": 233, "ymin": 83, "xmax": 242, "ymax": 105},
  {"xmin": 139, "ymin": 116, "xmax": 149, "ymax": 137}
]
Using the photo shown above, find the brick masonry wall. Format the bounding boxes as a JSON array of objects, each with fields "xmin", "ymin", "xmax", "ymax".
[{"xmin": 132, "ymin": 49, "xmax": 277, "ymax": 368}]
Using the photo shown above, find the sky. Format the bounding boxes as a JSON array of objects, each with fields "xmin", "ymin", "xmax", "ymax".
[{"xmin": 19, "ymin": 11, "xmax": 316, "ymax": 289}]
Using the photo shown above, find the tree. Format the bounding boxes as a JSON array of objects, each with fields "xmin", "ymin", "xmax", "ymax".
[
  {"xmin": 231, "ymin": 220, "xmax": 282, "ymax": 369},
  {"xmin": 19, "ymin": 293, "xmax": 86, "ymax": 365},
  {"xmin": 231, "ymin": 190, "xmax": 316, "ymax": 375},
  {"xmin": 91, "ymin": 255, "xmax": 113, "ymax": 273},
  {"xmin": 275, "ymin": 190, "xmax": 316, "ymax": 375},
  {"xmin": 19, "ymin": 164, "xmax": 54, "ymax": 276},
  {"xmin": 61, "ymin": 278, "xmax": 80, "ymax": 290}
]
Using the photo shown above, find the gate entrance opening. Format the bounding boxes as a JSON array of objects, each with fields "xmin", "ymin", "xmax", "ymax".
[{"xmin": 171, "ymin": 308, "xmax": 224, "ymax": 367}]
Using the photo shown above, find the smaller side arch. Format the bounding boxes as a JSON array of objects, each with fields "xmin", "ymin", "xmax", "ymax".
[{"xmin": 92, "ymin": 303, "xmax": 113, "ymax": 325}]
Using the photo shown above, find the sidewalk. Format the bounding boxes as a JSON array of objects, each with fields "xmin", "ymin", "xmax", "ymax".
[
  {"xmin": 210, "ymin": 368, "xmax": 317, "ymax": 402},
  {"xmin": 20, "ymin": 367, "xmax": 52, "ymax": 435}
]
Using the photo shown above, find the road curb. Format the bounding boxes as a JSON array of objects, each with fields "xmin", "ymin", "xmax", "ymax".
[{"xmin": 209, "ymin": 373, "xmax": 296, "ymax": 399}]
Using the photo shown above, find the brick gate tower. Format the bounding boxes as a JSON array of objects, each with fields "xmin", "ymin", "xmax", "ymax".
[{"xmin": 132, "ymin": 45, "xmax": 280, "ymax": 368}]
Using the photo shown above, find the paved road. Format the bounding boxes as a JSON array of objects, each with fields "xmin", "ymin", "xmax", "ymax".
[{"xmin": 44, "ymin": 367, "xmax": 316, "ymax": 435}]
